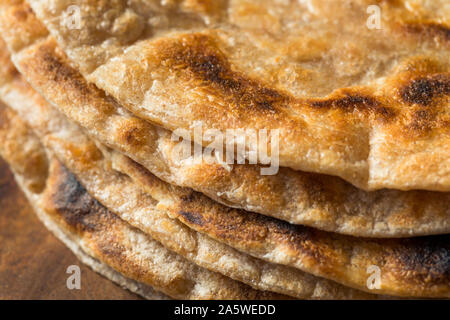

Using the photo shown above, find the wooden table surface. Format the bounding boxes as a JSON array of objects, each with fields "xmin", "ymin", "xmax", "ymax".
[{"xmin": 0, "ymin": 158, "xmax": 141, "ymax": 300}]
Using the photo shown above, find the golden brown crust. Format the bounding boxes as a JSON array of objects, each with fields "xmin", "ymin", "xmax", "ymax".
[
  {"xmin": 117, "ymin": 156, "xmax": 450, "ymax": 298},
  {"xmin": 0, "ymin": 41, "xmax": 377, "ymax": 300},
  {"xmin": 0, "ymin": 156, "xmax": 169, "ymax": 300},
  {"xmin": 0, "ymin": 2, "xmax": 448, "ymax": 297},
  {"xmin": 0, "ymin": 55, "xmax": 448, "ymax": 297},
  {"xmin": 26, "ymin": 0, "xmax": 450, "ymax": 191},
  {"xmin": 0, "ymin": 5, "xmax": 448, "ymax": 238},
  {"xmin": 0, "ymin": 105, "xmax": 287, "ymax": 300},
  {"xmin": 44, "ymin": 161, "xmax": 286, "ymax": 300}
]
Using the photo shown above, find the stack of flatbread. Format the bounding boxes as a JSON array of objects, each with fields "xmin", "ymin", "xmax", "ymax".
[{"xmin": 0, "ymin": 0, "xmax": 448, "ymax": 299}]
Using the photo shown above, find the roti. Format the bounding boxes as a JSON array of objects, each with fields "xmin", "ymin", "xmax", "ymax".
[
  {"xmin": 0, "ymin": 54, "xmax": 448, "ymax": 298},
  {"xmin": 0, "ymin": 1, "xmax": 449, "ymax": 238},
  {"xmin": 0, "ymin": 154, "xmax": 169, "ymax": 300},
  {"xmin": 0, "ymin": 103, "xmax": 287, "ymax": 300},
  {"xmin": 0, "ymin": 0, "xmax": 448, "ymax": 298},
  {"xmin": 0, "ymin": 63, "xmax": 377, "ymax": 300},
  {"xmin": 25, "ymin": 0, "xmax": 450, "ymax": 191}
]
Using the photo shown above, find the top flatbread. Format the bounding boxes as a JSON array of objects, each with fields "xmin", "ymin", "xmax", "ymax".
[
  {"xmin": 26, "ymin": 0, "xmax": 450, "ymax": 191},
  {"xmin": 0, "ymin": 1, "xmax": 449, "ymax": 238}
]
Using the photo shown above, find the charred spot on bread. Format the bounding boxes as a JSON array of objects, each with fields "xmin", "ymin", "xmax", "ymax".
[
  {"xmin": 159, "ymin": 34, "xmax": 288, "ymax": 114},
  {"xmin": 389, "ymin": 236, "xmax": 450, "ymax": 285},
  {"xmin": 23, "ymin": 40, "xmax": 115, "ymax": 116},
  {"xmin": 47, "ymin": 161, "xmax": 108, "ymax": 232},
  {"xmin": 38, "ymin": 44, "xmax": 91, "ymax": 96},
  {"xmin": 403, "ymin": 22, "xmax": 450, "ymax": 42},
  {"xmin": 310, "ymin": 93, "xmax": 395, "ymax": 120},
  {"xmin": 178, "ymin": 210, "xmax": 205, "ymax": 227},
  {"xmin": 401, "ymin": 74, "xmax": 450, "ymax": 106}
]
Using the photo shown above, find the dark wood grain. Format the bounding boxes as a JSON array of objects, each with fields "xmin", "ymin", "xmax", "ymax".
[{"xmin": 0, "ymin": 158, "xmax": 141, "ymax": 300}]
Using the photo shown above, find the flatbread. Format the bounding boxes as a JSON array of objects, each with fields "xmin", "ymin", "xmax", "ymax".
[
  {"xmin": 26, "ymin": 0, "xmax": 450, "ymax": 191},
  {"xmin": 0, "ymin": 159, "xmax": 169, "ymax": 300},
  {"xmin": 115, "ymin": 152, "xmax": 450, "ymax": 299},
  {"xmin": 0, "ymin": 2, "xmax": 448, "ymax": 238},
  {"xmin": 0, "ymin": 58, "xmax": 377, "ymax": 300},
  {"xmin": 0, "ymin": 104, "xmax": 287, "ymax": 300},
  {"xmin": 0, "ymin": 51, "xmax": 448, "ymax": 298},
  {"xmin": 0, "ymin": 107, "xmax": 166, "ymax": 300}
]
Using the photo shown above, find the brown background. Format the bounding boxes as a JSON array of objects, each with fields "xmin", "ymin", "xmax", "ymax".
[{"xmin": 0, "ymin": 158, "xmax": 140, "ymax": 300}]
